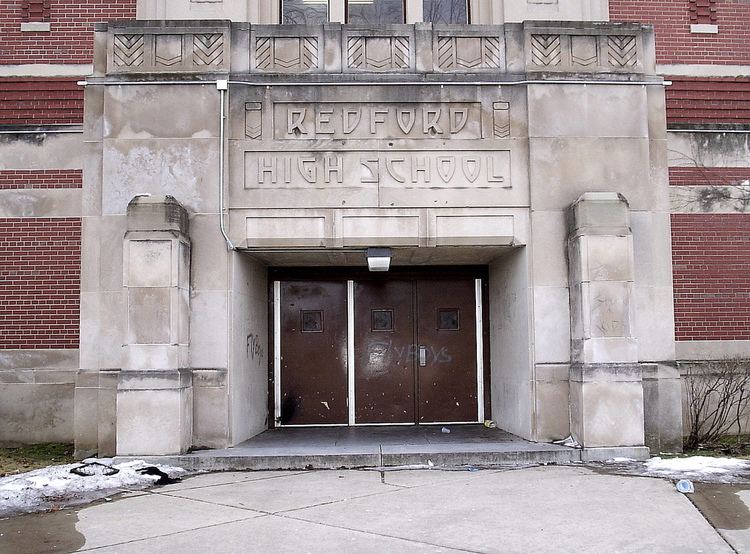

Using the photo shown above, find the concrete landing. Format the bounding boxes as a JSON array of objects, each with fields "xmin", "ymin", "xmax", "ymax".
[{"xmin": 114, "ymin": 425, "xmax": 632, "ymax": 471}]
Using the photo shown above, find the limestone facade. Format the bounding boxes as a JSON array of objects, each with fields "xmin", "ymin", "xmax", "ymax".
[{"xmin": 65, "ymin": 19, "xmax": 679, "ymax": 456}]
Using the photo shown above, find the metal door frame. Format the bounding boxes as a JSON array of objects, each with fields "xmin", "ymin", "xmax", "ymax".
[{"xmin": 272, "ymin": 273, "xmax": 486, "ymax": 427}]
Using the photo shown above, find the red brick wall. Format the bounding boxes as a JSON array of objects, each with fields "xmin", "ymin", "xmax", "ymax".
[
  {"xmin": 669, "ymin": 167, "xmax": 750, "ymax": 186},
  {"xmin": 0, "ymin": 0, "xmax": 136, "ymax": 65},
  {"xmin": 0, "ymin": 169, "xmax": 82, "ymax": 190},
  {"xmin": 0, "ymin": 78, "xmax": 83, "ymax": 126},
  {"xmin": 666, "ymin": 77, "xmax": 750, "ymax": 127},
  {"xmin": 610, "ymin": 0, "xmax": 750, "ymax": 65},
  {"xmin": 0, "ymin": 218, "xmax": 81, "ymax": 349},
  {"xmin": 672, "ymin": 214, "xmax": 750, "ymax": 341}
]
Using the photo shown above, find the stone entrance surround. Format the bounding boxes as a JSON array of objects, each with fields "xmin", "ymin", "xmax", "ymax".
[{"xmin": 74, "ymin": 20, "xmax": 679, "ymax": 459}]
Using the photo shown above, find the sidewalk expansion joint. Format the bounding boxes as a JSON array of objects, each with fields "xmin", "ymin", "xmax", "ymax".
[
  {"xmin": 153, "ymin": 470, "xmax": 308, "ymax": 493},
  {"xmin": 274, "ymin": 511, "xmax": 483, "ymax": 554},
  {"xmin": 154, "ymin": 491, "xmax": 269, "ymax": 515},
  {"xmin": 76, "ymin": 514, "xmax": 261, "ymax": 552}
]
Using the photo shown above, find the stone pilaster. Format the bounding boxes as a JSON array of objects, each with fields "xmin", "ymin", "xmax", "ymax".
[
  {"xmin": 567, "ymin": 193, "xmax": 646, "ymax": 452},
  {"xmin": 116, "ymin": 195, "xmax": 192, "ymax": 455}
]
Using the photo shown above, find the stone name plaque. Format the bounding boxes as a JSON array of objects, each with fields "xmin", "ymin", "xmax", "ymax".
[
  {"xmin": 273, "ymin": 102, "xmax": 483, "ymax": 140},
  {"xmin": 244, "ymin": 151, "xmax": 511, "ymax": 190}
]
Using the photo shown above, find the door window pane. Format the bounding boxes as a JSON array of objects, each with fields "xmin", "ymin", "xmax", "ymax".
[
  {"xmin": 348, "ymin": 0, "xmax": 405, "ymax": 24},
  {"xmin": 283, "ymin": 0, "xmax": 329, "ymax": 24},
  {"xmin": 423, "ymin": 0, "xmax": 468, "ymax": 24},
  {"xmin": 371, "ymin": 309, "xmax": 394, "ymax": 331},
  {"xmin": 437, "ymin": 308, "xmax": 460, "ymax": 330},
  {"xmin": 301, "ymin": 310, "xmax": 324, "ymax": 332}
]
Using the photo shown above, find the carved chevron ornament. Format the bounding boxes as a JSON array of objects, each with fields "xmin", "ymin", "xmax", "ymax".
[
  {"xmin": 530, "ymin": 34, "xmax": 561, "ymax": 67},
  {"xmin": 607, "ymin": 35, "xmax": 637, "ymax": 68},
  {"xmin": 193, "ymin": 34, "xmax": 224, "ymax": 67},
  {"xmin": 113, "ymin": 34, "xmax": 144, "ymax": 67}
]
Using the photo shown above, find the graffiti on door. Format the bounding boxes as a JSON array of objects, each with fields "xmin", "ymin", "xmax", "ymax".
[{"xmin": 365, "ymin": 340, "xmax": 452, "ymax": 366}]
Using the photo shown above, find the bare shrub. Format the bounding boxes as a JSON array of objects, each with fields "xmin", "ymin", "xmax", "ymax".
[{"xmin": 684, "ymin": 358, "xmax": 750, "ymax": 450}]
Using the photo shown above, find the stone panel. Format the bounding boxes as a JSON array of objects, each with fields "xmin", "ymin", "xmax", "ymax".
[
  {"xmin": 126, "ymin": 240, "xmax": 173, "ymax": 288},
  {"xmin": 528, "ymin": 84, "xmax": 648, "ymax": 139},
  {"xmin": 343, "ymin": 27, "xmax": 415, "ymax": 73},
  {"xmin": 534, "ymin": 364, "xmax": 571, "ymax": 442},
  {"xmin": 189, "ymin": 291, "xmax": 229, "ymax": 369},
  {"xmin": 433, "ymin": 214, "xmax": 514, "ymax": 246},
  {"xmin": 432, "ymin": 26, "xmax": 506, "ymax": 72},
  {"xmin": 250, "ymin": 27, "xmax": 324, "ymax": 73},
  {"xmin": 341, "ymin": 214, "xmax": 420, "ymax": 247},
  {"xmin": 530, "ymin": 210, "xmax": 568, "ymax": 287},
  {"xmin": 533, "ymin": 286, "xmax": 571, "ymax": 364},
  {"xmin": 529, "ymin": 138, "xmax": 652, "ymax": 211},
  {"xmin": 103, "ymin": 84, "xmax": 220, "ymax": 139},
  {"xmin": 127, "ymin": 287, "xmax": 171, "ymax": 345},
  {"xmin": 190, "ymin": 214, "xmax": 229, "ymax": 291},
  {"xmin": 102, "ymin": 139, "xmax": 220, "ymax": 215},
  {"xmin": 246, "ymin": 214, "xmax": 329, "ymax": 247},
  {"xmin": 0, "ymin": 383, "xmax": 74, "ymax": 444}
]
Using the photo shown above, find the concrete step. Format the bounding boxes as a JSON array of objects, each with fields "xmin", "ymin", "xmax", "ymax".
[{"xmin": 113, "ymin": 426, "xmax": 649, "ymax": 471}]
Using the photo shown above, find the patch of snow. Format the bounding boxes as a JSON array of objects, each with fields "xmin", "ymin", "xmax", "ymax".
[
  {"xmin": 0, "ymin": 459, "xmax": 185, "ymax": 518},
  {"xmin": 607, "ymin": 457, "xmax": 637, "ymax": 463},
  {"xmin": 646, "ymin": 456, "xmax": 749, "ymax": 476}
]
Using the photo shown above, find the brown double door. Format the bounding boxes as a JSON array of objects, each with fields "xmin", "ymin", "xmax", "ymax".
[{"xmin": 278, "ymin": 277, "xmax": 479, "ymax": 426}]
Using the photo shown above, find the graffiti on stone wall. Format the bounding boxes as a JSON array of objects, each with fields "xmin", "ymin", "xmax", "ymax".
[{"xmin": 246, "ymin": 333, "xmax": 264, "ymax": 367}]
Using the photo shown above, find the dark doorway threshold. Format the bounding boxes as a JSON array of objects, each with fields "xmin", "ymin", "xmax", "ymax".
[{"xmin": 121, "ymin": 425, "xmax": 583, "ymax": 472}]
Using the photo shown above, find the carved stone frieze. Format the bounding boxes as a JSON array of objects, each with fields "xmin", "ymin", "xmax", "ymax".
[
  {"xmin": 525, "ymin": 25, "xmax": 645, "ymax": 73},
  {"xmin": 103, "ymin": 22, "xmax": 653, "ymax": 76},
  {"xmin": 107, "ymin": 24, "xmax": 229, "ymax": 73}
]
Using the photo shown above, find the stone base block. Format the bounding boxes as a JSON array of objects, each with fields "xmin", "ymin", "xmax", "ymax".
[
  {"xmin": 116, "ymin": 369, "xmax": 193, "ymax": 455},
  {"xmin": 570, "ymin": 363, "xmax": 645, "ymax": 448}
]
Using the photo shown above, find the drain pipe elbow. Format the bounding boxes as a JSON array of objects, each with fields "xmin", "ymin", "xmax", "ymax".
[{"xmin": 217, "ymin": 79, "xmax": 235, "ymax": 251}]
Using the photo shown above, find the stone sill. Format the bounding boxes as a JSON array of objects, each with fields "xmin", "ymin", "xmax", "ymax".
[
  {"xmin": 20, "ymin": 22, "xmax": 51, "ymax": 32},
  {"xmin": 690, "ymin": 24, "xmax": 718, "ymax": 34}
]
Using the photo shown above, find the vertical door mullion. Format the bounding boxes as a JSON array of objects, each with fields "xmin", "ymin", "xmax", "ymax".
[
  {"xmin": 475, "ymin": 278, "xmax": 485, "ymax": 423},
  {"xmin": 413, "ymin": 280, "xmax": 419, "ymax": 424},
  {"xmin": 347, "ymin": 279, "xmax": 355, "ymax": 425},
  {"xmin": 273, "ymin": 281, "xmax": 282, "ymax": 425}
]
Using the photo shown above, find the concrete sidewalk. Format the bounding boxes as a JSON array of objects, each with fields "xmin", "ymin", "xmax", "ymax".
[{"xmin": 1, "ymin": 465, "xmax": 746, "ymax": 553}]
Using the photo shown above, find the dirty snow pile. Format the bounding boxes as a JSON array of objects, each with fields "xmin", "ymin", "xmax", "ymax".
[
  {"xmin": 645, "ymin": 456, "xmax": 750, "ymax": 480},
  {"xmin": 0, "ymin": 460, "xmax": 185, "ymax": 518}
]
